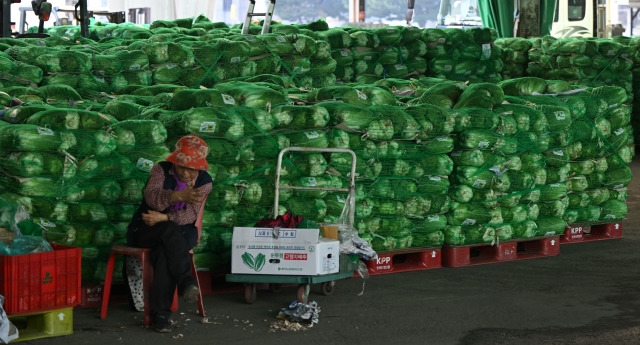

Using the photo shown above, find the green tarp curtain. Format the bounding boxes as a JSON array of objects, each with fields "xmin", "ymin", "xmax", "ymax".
[{"xmin": 478, "ymin": 0, "xmax": 557, "ymax": 38}]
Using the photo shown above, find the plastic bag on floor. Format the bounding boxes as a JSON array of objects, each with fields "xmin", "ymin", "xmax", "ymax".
[
  {"xmin": 0, "ymin": 295, "xmax": 19, "ymax": 343},
  {"xmin": 277, "ymin": 300, "xmax": 320, "ymax": 325}
]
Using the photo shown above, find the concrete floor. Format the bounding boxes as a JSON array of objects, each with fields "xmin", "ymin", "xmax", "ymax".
[{"xmin": 20, "ymin": 157, "xmax": 640, "ymax": 345}]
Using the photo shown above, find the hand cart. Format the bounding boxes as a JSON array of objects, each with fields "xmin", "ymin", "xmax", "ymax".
[{"xmin": 226, "ymin": 147, "xmax": 358, "ymax": 304}]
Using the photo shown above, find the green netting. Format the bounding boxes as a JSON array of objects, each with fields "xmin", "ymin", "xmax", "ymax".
[{"xmin": 0, "ymin": 20, "xmax": 634, "ymax": 279}]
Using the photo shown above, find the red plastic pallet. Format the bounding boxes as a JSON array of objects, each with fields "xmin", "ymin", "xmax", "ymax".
[
  {"xmin": 561, "ymin": 223, "xmax": 623, "ymax": 244},
  {"xmin": 442, "ymin": 236, "xmax": 560, "ymax": 268},
  {"xmin": 365, "ymin": 247, "xmax": 442, "ymax": 275},
  {"xmin": 80, "ymin": 284, "xmax": 104, "ymax": 308}
]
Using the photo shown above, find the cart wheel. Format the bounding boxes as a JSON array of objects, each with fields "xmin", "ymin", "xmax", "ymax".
[
  {"xmin": 321, "ymin": 281, "xmax": 336, "ymax": 296},
  {"xmin": 269, "ymin": 283, "xmax": 282, "ymax": 293},
  {"xmin": 297, "ymin": 284, "xmax": 310, "ymax": 303},
  {"xmin": 244, "ymin": 284, "xmax": 256, "ymax": 304}
]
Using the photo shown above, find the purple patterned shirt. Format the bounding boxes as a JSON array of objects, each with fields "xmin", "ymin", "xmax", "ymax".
[{"xmin": 144, "ymin": 163, "xmax": 212, "ymax": 225}]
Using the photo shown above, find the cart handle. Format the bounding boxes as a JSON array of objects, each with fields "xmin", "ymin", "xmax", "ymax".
[{"xmin": 273, "ymin": 147, "xmax": 357, "ymax": 227}]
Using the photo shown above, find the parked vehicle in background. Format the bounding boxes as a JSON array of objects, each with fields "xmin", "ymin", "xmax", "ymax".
[{"xmin": 433, "ymin": 0, "xmax": 635, "ymax": 38}]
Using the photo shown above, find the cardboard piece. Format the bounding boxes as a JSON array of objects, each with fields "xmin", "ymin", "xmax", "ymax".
[
  {"xmin": 0, "ymin": 228, "xmax": 13, "ymax": 245},
  {"xmin": 320, "ymin": 225, "xmax": 339, "ymax": 240}
]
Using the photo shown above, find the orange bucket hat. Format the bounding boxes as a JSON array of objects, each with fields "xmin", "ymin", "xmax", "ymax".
[{"xmin": 166, "ymin": 135, "xmax": 210, "ymax": 170}]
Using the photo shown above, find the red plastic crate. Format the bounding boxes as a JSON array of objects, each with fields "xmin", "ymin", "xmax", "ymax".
[
  {"xmin": 561, "ymin": 223, "xmax": 623, "ymax": 244},
  {"xmin": 442, "ymin": 236, "xmax": 560, "ymax": 267},
  {"xmin": 0, "ymin": 244, "xmax": 81, "ymax": 315},
  {"xmin": 364, "ymin": 247, "xmax": 442, "ymax": 275}
]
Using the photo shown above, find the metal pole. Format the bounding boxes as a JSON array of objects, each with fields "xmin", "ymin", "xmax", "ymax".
[
  {"xmin": 406, "ymin": 0, "xmax": 415, "ymax": 24},
  {"xmin": 437, "ymin": 0, "xmax": 449, "ymax": 26},
  {"xmin": 75, "ymin": 0, "xmax": 88, "ymax": 38},
  {"xmin": 1, "ymin": 0, "xmax": 11, "ymax": 37},
  {"xmin": 80, "ymin": 0, "xmax": 88, "ymax": 38},
  {"xmin": 631, "ymin": 8, "xmax": 640, "ymax": 36}
]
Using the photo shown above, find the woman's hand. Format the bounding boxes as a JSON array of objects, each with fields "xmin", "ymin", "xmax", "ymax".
[
  {"xmin": 142, "ymin": 210, "xmax": 169, "ymax": 227},
  {"xmin": 172, "ymin": 185, "xmax": 203, "ymax": 205}
]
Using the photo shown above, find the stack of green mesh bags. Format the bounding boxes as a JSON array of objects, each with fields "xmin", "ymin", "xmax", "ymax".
[
  {"xmin": 325, "ymin": 26, "xmax": 426, "ymax": 84},
  {"xmin": 527, "ymin": 36, "xmax": 633, "ymax": 99},
  {"xmin": 301, "ymin": 83, "xmax": 452, "ymax": 251},
  {"xmin": 0, "ymin": 17, "xmax": 633, "ymax": 274},
  {"xmin": 439, "ymin": 76, "xmax": 631, "ymax": 246},
  {"xmin": 0, "ymin": 30, "xmax": 154, "ymax": 95},
  {"xmin": 494, "ymin": 37, "xmax": 532, "ymax": 79},
  {"xmin": 0, "ymin": 105, "xmax": 155, "ymax": 282},
  {"xmin": 423, "ymin": 27, "xmax": 503, "ymax": 83},
  {"xmin": 444, "ymin": 77, "xmax": 630, "ymax": 246},
  {"xmin": 420, "ymin": 78, "xmax": 546, "ymax": 245},
  {"xmin": 624, "ymin": 36, "xmax": 640, "ymax": 146},
  {"xmin": 155, "ymin": 79, "xmax": 293, "ymax": 270}
]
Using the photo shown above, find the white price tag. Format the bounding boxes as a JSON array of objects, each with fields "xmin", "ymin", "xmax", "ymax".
[
  {"xmin": 37, "ymin": 127, "xmax": 54, "ymax": 136},
  {"xmin": 554, "ymin": 111, "xmax": 566, "ymax": 120},
  {"xmin": 481, "ymin": 43, "xmax": 491, "ymax": 59},
  {"xmin": 462, "ymin": 218, "xmax": 476, "ymax": 225},
  {"xmin": 305, "ymin": 130, "xmax": 320, "ymax": 139},
  {"xmin": 473, "ymin": 179, "xmax": 487, "ymax": 188},
  {"xmin": 39, "ymin": 218, "xmax": 56, "ymax": 228},
  {"xmin": 199, "ymin": 121, "xmax": 217, "ymax": 133},
  {"xmin": 222, "ymin": 94, "xmax": 236, "ymax": 104},
  {"xmin": 427, "ymin": 214, "xmax": 440, "ymax": 222},
  {"xmin": 136, "ymin": 158, "xmax": 154, "ymax": 172}
]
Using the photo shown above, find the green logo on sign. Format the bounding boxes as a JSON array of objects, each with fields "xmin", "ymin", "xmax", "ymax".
[{"xmin": 241, "ymin": 252, "xmax": 266, "ymax": 272}]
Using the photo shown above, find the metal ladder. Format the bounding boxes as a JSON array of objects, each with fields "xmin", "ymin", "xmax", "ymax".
[{"xmin": 241, "ymin": 0, "xmax": 276, "ymax": 35}]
